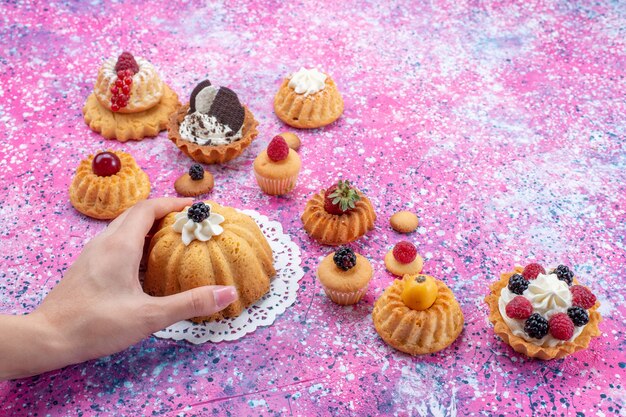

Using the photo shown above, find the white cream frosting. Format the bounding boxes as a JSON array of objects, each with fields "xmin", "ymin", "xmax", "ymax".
[
  {"xmin": 499, "ymin": 273, "xmax": 585, "ymax": 347},
  {"xmin": 173, "ymin": 205, "xmax": 225, "ymax": 246},
  {"xmin": 288, "ymin": 67, "xmax": 327, "ymax": 96},
  {"xmin": 179, "ymin": 112, "xmax": 243, "ymax": 146}
]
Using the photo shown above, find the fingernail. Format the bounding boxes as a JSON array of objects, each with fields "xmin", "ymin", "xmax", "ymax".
[{"xmin": 213, "ymin": 286, "xmax": 238, "ymax": 309}]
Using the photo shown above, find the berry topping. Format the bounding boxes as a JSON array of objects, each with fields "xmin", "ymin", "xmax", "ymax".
[
  {"xmin": 553, "ymin": 264, "xmax": 574, "ymax": 286},
  {"xmin": 187, "ymin": 202, "xmax": 210, "ymax": 223},
  {"xmin": 505, "ymin": 296, "xmax": 533, "ymax": 319},
  {"xmin": 522, "ymin": 263, "xmax": 546, "ymax": 280},
  {"xmin": 267, "ymin": 136, "xmax": 290, "ymax": 162},
  {"xmin": 323, "ymin": 180, "xmax": 361, "ymax": 215},
  {"xmin": 392, "ymin": 241, "xmax": 418, "ymax": 264},
  {"xmin": 548, "ymin": 313, "xmax": 574, "ymax": 340},
  {"xmin": 114, "ymin": 52, "xmax": 139, "ymax": 74},
  {"xmin": 524, "ymin": 313, "xmax": 549, "ymax": 339},
  {"xmin": 189, "ymin": 163, "xmax": 205, "ymax": 181},
  {"xmin": 567, "ymin": 306, "xmax": 589, "ymax": 327},
  {"xmin": 92, "ymin": 151, "xmax": 121, "ymax": 177},
  {"xmin": 333, "ymin": 247, "xmax": 357, "ymax": 271},
  {"xmin": 110, "ymin": 67, "xmax": 134, "ymax": 112},
  {"xmin": 507, "ymin": 274, "xmax": 529, "ymax": 295},
  {"xmin": 570, "ymin": 285, "xmax": 597, "ymax": 309}
]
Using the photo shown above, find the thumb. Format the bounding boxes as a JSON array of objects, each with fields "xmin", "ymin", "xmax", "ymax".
[{"xmin": 149, "ymin": 286, "xmax": 238, "ymax": 331}]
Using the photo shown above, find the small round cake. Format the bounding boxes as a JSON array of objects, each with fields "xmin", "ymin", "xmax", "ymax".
[
  {"xmin": 274, "ymin": 67, "xmax": 344, "ymax": 129},
  {"xmin": 390, "ymin": 211, "xmax": 419, "ymax": 233},
  {"xmin": 168, "ymin": 79, "xmax": 259, "ymax": 164},
  {"xmin": 317, "ymin": 247, "xmax": 372, "ymax": 305},
  {"xmin": 254, "ymin": 135, "xmax": 302, "ymax": 195},
  {"xmin": 174, "ymin": 164, "xmax": 214, "ymax": 197},
  {"xmin": 69, "ymin": 150, "xmax": 150, "ymax": 220},
  {"xmin": 384, "ymin": 241, "xmax": 424, "ymax": 276},
  {"xmin": 301, "ymin": 180, "xmax": 376, "ymax": 245},
  {"xmin": 143, "ymin": 201, "xmax": 275, "ymax": 322},
  {"xmin": 373, "ymin": 274, "xmax": 464, "ymax": 355},
  {"xmin": 278, "ymin": 132, "xmax": 301, "ymax": 151},
  {"xmin": 485, "ymin": 263, "xmax": 601, "ymax": 360}
]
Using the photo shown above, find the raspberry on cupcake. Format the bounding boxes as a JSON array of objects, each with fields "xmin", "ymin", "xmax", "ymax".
[
  {"xmin": 253, "ymin": 135, "xmax": 302, "ymax": 195},
  {"xmin": 384, "ymin": 241, "xmax": 424, "ymax": 276}
]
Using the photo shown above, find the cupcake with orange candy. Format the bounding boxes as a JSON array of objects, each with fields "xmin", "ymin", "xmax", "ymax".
[
  {"xmin": 485, "ymin": 262, "xmax": 602, "ymax": 360},
  {"xmin": 253, "ymin": 135, "xmax": 301, "ymax": 195}
]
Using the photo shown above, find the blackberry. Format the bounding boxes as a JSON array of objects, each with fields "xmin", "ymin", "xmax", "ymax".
[
  {"xmin": 507, "ymin": 274, "xmax": 529, "ymax": 295},
  {"xmin": 333, "ymin": 247, "xmax": 357, "ymax": 271},
  {"xmin": 187, "ymin": 202, "xmax": 210, "ymax": 223},
  {"xmin": 553, "ymin": 265, "xmax": 574, "ymax": 286},
  {"xmin": 189, "ymin": 163, "xmax": 205, "ymax": 181},
  {"xmin": 524, "ymin": 313, "xmax": 549, "ymax": 339},
  {"xmin": 567, "ymin": 306, "xmax": 589, "ymax": 326}
]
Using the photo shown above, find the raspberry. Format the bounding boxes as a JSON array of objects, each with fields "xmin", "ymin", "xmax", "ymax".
[
  {"xmin": 505, "ymin": 296, "xmax": 533, "ymax": 319},
  {"xmin": 333, "ymin": 247, "xmax": 357, "ymax": 271},
  {"xmin": 507, "ymin": 274, "xmax": 529, "ymax": 295},
  {"xmin": 553, "ymin": 265, "xmax": 574, "ymax": 286},
  {"xmin": 188, "ymin": 163, "xmax": 204, "ymax": 181},
  {"xmin": 522, "ymin": 263, "xmax": 545, "ymax": 280},
  {"xmin": 114, "ymin": 51, "xmax": 139, "ymax": 74},
  {"xmin": 187, "ymin": 202, "xmax": 210, "ymax": 223},
  {"xmin": 392, "ymin": 241, "xmax": 417, "ymax": 264},
  {"xmin": 524, "ymin": 313, "xmax": 549, "ymax": 339},
  {"xmin": 267, "ymin": 136, "xmax": 290, "ymax": 162},
  {"xmin": 548, "ymin": 313, "xmax": 574, "ymax": 340},
  {"xmin": 567, "ymin": 306, "xmax": 589, "ymax": 326},
  {"xmin": 570, "ymin": 285, "xmax": 596, "ymax": 309}
]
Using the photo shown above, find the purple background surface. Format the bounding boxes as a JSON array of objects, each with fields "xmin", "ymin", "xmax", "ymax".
[{"xmin": 1, "ymin": 1, "xmax": 625, "ymax": 416}]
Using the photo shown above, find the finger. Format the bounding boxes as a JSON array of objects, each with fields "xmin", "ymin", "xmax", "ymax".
[
  {"xmin": 118, "ymin": 197, "xmax": 193, "ymax": 241},
  {"xmin": 145, "ymin": 286, "xmax": 238, "ymax": 332}
]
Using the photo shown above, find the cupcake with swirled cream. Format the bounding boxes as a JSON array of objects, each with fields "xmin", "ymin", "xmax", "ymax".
[
  {"xmin": 83, "ymin": 51, "xmax": 180, "ymax": 141},
  {"xmin": 168, "ymin": 80, "xmax": 259, "ymax": 164},
  {"xmin": 274, "ymin": 67, "xmax": 344, "ymax": 129},
  {"xmin": 485, "ymin": 263, "xmax": 601, "ymax": 360}
]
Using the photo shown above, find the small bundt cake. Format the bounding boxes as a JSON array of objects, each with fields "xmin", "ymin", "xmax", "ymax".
[
  {"xmin": 373, "ymin": 274, "xmax": 464, "ymax": 355},
  {"xmin": 274, "ymin": 67, "xmax": 344, "ymax": 129},
  {"xmin": 69, "ymin": 150, "xmax": 150, "ymax": 220},
  {"xmin": 301, "ymin": 180, "xmax": 376, "ymax": 245},
  {"xmin": 143, "ymin": 201, "xmax": 275, "ymax": 322}
]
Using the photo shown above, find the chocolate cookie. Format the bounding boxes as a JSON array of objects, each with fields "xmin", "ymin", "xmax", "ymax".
[{"xmin": 188, "ymin": 81, "xmax": 245, "ymax": 136}]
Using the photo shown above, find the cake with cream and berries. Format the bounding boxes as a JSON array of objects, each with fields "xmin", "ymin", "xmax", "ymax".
[
  {"xmin": 69, "ymin": 150, "xmax": 150, "ymax": 219},
  {"xmin": 485, "ymin": 263, "xmax": 601, "ymax": 360},
  {"xmin": 143, "ymin": 201, "xmax": 275, "ymax": 322},
  {"xmin": 384, "ymin": 241, "xmax": 424, "ymax": 276},
  {"xmin": 274, "ymin": 67, "xmax": 344, "ymax": 129},
  {"xmin": 253, "ymin": 135, "xmax": 302, "ymax": 195},
  {"xmin": 83, "ymin": 51, "xmax": 180, "ymax": 141},
  {"xmin": 168, "ymin": 80, "xmax": 259, "ymax": 164},
  {"xmin": 301, "ymin": 180, "xmax": 376, "ymax": 245},
  {"xmin": 316, "ymin": 247, "xmax": 372, "ymax": 305},
  {"xmin": 373, "ymin": 274, "xmax": 464, "ymax": 355}
]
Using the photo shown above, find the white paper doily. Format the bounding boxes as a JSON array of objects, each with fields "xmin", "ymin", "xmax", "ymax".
[{"xmin": 153, "ymin": 209, "xmax": 304, "ymax": 344}]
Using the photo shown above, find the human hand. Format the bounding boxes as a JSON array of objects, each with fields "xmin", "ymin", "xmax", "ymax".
[{"xmin": 1, "ymin": 197, "xmax": 238, "ymax": 380}]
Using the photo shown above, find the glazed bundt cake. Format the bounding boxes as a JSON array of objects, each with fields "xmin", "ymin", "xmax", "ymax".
[
  {"xmin": 373, "ymin": 274, "xmax": 464, "ymax": 355},
  {"xmin": 69, "ymin": 150, "xmax": 150, "ymax": 220},
  {"xmin": 301, "ymin": 181, "xmax": 376, "ymax": 245},
  {"xmin": 143, "ymin": 201, "xmax": 275, "ymax": 322},
  {"xmin": 274, "ymin": 67, "xmax": 344, "ymax": 129}
]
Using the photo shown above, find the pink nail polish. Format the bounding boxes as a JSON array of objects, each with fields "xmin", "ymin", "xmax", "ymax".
[{"xmin": 213, "ymin": 286, "xmax": 238, "ymax": 309}]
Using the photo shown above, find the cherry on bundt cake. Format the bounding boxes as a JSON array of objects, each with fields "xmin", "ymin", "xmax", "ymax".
[{"xmin": 143, "ymin": 201, "xmax": 275, "ymax": 322}]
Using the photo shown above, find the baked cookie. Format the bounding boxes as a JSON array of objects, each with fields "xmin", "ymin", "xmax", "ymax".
[
  {"xmin": 174, "ymin": 164, "xmax": 214, "ymax": 196},
  {"xmin": 168, "ymin": 80, "xmax": 259, "ymax": 164},
  {"xmin": 485, "ymin": 263, "xmax": 601, "ymax": 360},
  {"xmin": 83, "ymin": 51, "xmax": 180, "ymax": 141},
  {"xmin": 69, "ymin": 150, "xmax": 150, "ymax": 219},
  {"xmin": 274, "ymin": 67, "xmax": 344, "ymax": 129},
  {"xmin": 384, "ymin": 241, "xmax": 424, "ymax": 276},
  {"xmin": 253, "ymin": 136, "xmax": 301, "ymax": 195},
  {"xmin": 278, "ymin": 132, "xmax": 301, "ymax": 151},
  {"xmin": 390, "ymin": 211, "xmax": 419, "ymax": 233},
  {"xmin": 301, "ymin": 180, "xmax": 376, "ymax": 245},
  {"xmin": 317, "ymin": 247, "xmax": 372, "ymax": 305},
  {"xmin": 373, "ymin": 274, "xmax": 464, "ymax": 355}
]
